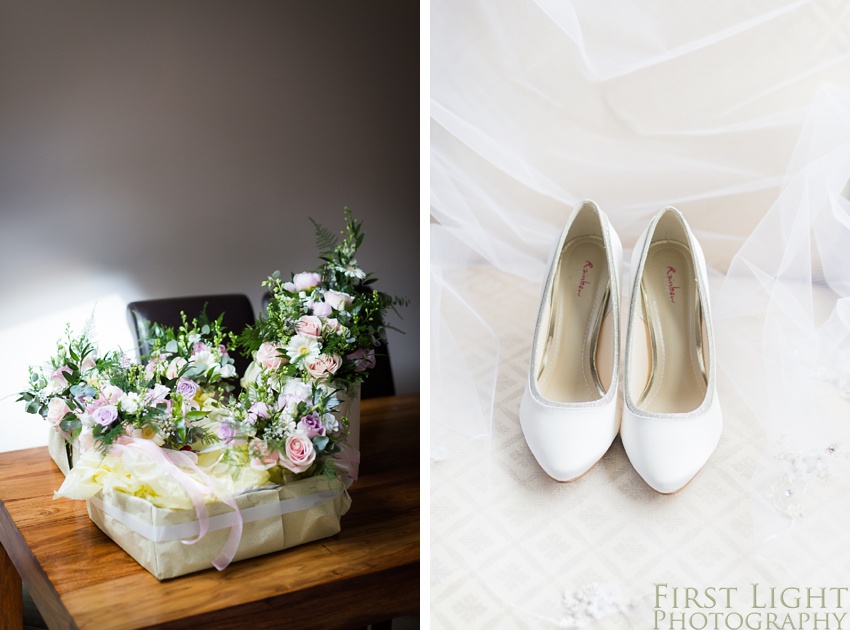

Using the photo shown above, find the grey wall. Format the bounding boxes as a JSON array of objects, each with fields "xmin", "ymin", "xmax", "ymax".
[{"xmin": 0, "ymin": 2, "xmax": 419, "ymax": 394}]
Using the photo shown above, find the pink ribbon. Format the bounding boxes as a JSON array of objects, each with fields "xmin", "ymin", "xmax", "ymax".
[
  {"xmin": 333, "ymin": 444, "xmax": 361, "ymax": 481},
  {"xmin": 109, "ymin": 438, "xmax": 243, "ymax": 570}
]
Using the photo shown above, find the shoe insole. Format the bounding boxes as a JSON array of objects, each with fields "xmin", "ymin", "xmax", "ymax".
[
  {"xmin": 538, "ymin": 235, "xmax": 613, "ymax": 403},
  {"xmin": 637, "ymin": 240, "xmax": 707, "ymax": 413}
]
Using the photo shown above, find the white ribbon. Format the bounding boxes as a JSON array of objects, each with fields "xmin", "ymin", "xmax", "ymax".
[{"xmin": 89, "ymin": 476, "xmax": 352, "ymax": 544}]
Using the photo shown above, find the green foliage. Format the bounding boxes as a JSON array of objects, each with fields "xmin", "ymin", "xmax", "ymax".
[{"xmin": 310, "ymin": 217, "xmax": 340, "ymax": 260}]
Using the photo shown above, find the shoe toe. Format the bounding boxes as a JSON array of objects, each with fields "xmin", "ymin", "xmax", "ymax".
[
  {"xmin": 520, "ymin": 389, "xmax": 618, "ymax": 482},
  {"xmin": 620, "ymin": 403, "xmax": 722, "ymax": 494}
]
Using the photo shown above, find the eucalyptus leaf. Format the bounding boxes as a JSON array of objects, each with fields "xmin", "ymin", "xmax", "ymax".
[
  {"xmin": 70, "ymin": 383, "xmax": 96, "ymax": 399},
  {"xmin": 312, "ymin": 436, "xmax": 329, "ymax": 451},
  {"xmin": 59, "ymin": 415, "xmax": 81, "ymax": 433},
  {"xmin": 183, "ymin": 365, "xmax": 203, "ymax": 378},
  {"xmin": 165, "ymin": 340, "xmax": 179, "ymax": 354}
]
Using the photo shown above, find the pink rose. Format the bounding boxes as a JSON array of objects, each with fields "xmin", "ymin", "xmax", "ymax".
[
  {"xmin": 50, "ymin": 365, "xmax": 72, "ymax": 389},
  {"xmin": 347, "ymin": 348, "xmax": 376, "ymax": 372},
  {"xmin": 324, "ymin": 318, "xmax": 343, "ymax": 333},
  {"xmin": 305, "ymin": 354, "xmax": 342, "ymax": 380},
  {"xmin": 296, "ymin": 315, "xmax": 322, "ymax": 338},
  {"xmin": 247, "ymin": 402, "xmax": 270, "ymax": 422},
  {"xmin": 324, "ymin": 290, "xmax": 353, "ymax": 311},
  {"xmin": 46, "ymin": 398, "xmax": 71, "ymax": 428},
  {"xmin": 80, "ymin": 353, "xmax": 96, "ymax": 372},
  {"xmin": 102, "ymin": 385, "xmax": 124, "ymax": 405},
  {"xmin": 249, "ymin": 438, "xmax": 279, "ymax": 470},
  {"xmin": 311, "ymin": 301, "xmax": 333, "ymax": 317},
  {"xmin": 281, "ymin": 431, "xmax": 316, "ymax": 474},
  {"xmin": 293, "ymin": 272, "xmax": 321, "ymax": 292},
  {"xmin": 256, "ymin": 342, "xmax": 286, "ymax": 370},
  {"xmin": 146, "ymin": 384, "xmax": 170, "ymax": 406}
]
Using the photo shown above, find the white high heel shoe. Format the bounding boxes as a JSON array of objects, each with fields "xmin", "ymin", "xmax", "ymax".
[
  {"xmin": 520, "ymin": 201, "xmax": 622, "ymax": 482},
  {"xmin": 620, "ymin": 207, "xmax": 722, "ymax": 494}
]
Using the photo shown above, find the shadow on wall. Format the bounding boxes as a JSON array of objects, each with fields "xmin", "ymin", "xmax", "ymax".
[{"xmin": 0, "ymin": 0, "xmax": 420, "ymax": 451}]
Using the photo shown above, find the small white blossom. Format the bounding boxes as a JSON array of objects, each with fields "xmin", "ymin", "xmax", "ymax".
[{"xmin": 119, "ymin": 392, "xmax": 141, "ymax": 414}]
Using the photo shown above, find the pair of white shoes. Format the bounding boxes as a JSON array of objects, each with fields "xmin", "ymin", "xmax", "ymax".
[{"xmin": 519, "ymin": 201, "xmax": 722, "ymax": 494}]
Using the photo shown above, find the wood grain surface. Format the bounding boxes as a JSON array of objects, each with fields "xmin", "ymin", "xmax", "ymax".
[{"xmin": 0, "ymin": 394, "xmax": 420, "ymax": 630}]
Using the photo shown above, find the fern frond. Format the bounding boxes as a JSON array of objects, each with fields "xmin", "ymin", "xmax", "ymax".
[{"xmin": 310, "ymin": 218, "xmax": 339, "ymax": 258}]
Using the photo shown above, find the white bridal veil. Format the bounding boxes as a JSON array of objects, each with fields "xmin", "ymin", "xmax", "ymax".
[{"xmin": 431, "ymin": 0, "xmax": 850, "ymax": 627}]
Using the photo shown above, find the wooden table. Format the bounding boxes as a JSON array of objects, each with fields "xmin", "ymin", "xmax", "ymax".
[{"xmin": 0, "ymin": 394, "xmax": 420, "ymax": 630}]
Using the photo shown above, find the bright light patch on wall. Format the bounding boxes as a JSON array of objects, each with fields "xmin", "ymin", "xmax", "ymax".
[{"xmin": 0, "ymin": 293, "xmax": 137, "ymax": 453}]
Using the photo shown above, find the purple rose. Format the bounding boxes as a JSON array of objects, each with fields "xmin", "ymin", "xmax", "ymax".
[
  {"xmin": 85, "ymin": 397, "xmax": 107, "ymax": 414},
  {"xmin": 93, "ymin": 405, "xmax": 118, "ymax": 427},
  {"xmin": 297, "ymin": 413, "xmax": 326, "ymax": 438},
  {"xmin": 217, "ymin": 422, "xmax": 236, "ymax": 444},
  {"xmin": 176, "ymin": 378, "xmax": 200, "ymax": 399}
]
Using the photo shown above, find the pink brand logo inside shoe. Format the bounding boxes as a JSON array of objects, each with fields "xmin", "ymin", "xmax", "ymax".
[
  {"xmin": 577, "ymin": 260, "xmax": 593, "ymax": 297},
  {"xmin": 666, "ymin": 266, "xmax": 681, "ymax": 303}
]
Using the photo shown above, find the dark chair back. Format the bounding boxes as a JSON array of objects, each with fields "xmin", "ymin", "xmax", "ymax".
[
  {"xmin": 127, "ymin": 294, "xmax": 256, "ymax": 379},
  {"xmin": 361, "ymin": 341, "xmax": 395, "ymax": 399}
]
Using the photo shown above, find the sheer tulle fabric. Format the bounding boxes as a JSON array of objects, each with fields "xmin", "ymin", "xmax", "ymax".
[{"xmin": 432, "ymin": 1, "xmax": 850, "ymax": 626}]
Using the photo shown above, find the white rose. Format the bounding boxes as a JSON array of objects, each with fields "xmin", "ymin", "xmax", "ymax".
[
  {"xmin": 282, "ymin": 378, "xmax": 312, "ymax": 402},
  {"xmin": 119, "ymin": 392, "xmax": 140, "ymax": 414},
  {"xmin": 166, "ymin": 357, "xmax": 187, "ymax": 379},
  {"xmin": 240, "ymin": 361, "xmax": 262, "ymax": 388},
  {"xmin": 322, "ymin": 412, "xmax": 340, "ymax": 434},
  {"xmin": 220, "ymin": 363, "xmax": 237, "ymax": 378},
  {"xmin": 190, "ymin": 350, "xmax": 215, "ymax": 372}
]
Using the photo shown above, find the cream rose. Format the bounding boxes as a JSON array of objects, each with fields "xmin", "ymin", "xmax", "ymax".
[{"xmin": 305, "ymin": 354, "xmax": 342, "ymax": 380}]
